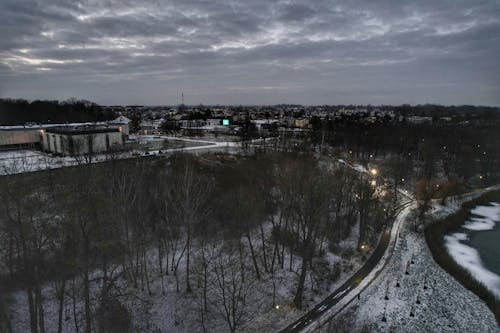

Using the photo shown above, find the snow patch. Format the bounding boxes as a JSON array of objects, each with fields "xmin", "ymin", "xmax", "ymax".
[
  {"xmin": 464, "ymin": 203, "xmax": 500, "ymax": 231},
  {"xmin": 352, "ymin": 164, "xmax": 368, "ymax": 174},
  {"xmin": 445, "ymin": 232, "xmax": 500, "ymax": 298}
]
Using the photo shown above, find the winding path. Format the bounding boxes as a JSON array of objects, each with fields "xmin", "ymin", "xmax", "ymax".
[
  {"xmin": 278, "ymin": 199, "xmax": 414, "ymax": 333},
  {"xmin": 278, "ymin": 159, "xmax": 416, "ymax": 333}
]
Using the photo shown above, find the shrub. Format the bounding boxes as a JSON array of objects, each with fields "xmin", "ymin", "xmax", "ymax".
[{"xmin": 98, "ymin": 299, "xmax": 132, "ymax": 333}]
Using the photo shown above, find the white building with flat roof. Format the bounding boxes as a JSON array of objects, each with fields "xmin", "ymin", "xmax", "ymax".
[{"xmin": 41, "ymin": 126, "xmax": 123, "ymax": 156}]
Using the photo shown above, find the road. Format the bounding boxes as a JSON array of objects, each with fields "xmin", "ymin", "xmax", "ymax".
[{"xmin": 279, "ymin": 199, "xmax": 412, "ymax": 333}]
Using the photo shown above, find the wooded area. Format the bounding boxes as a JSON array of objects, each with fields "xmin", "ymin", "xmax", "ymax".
[{"xmin": 0, "ymin": 151, "xmax": 395, "ymax": 333}]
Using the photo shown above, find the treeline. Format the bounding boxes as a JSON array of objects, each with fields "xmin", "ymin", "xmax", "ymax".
[
  {"xmin": 307, "ymin": 120, "xmax": 500, "ymax": 186},
  {"xmin": 392, "ymin": 104, "xmax": 500, "ymax": 118},
  {"xmin": 0, "ymin": 98, "xmax": 115, "ymax": 125},
  {"xmin": 229, "ymin": 104, "xmax": 500, "ymax": 119},
  {"xmin": 0, "ymin": 152, "xmax": 396, "ymax": 333}
]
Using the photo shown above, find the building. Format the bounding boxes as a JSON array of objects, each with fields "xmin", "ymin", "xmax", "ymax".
[
  {"xmin": 0, "ymin": 119, "xmax": 128, "ymax": 151},
  {"xmin": 251, "ymin": 119, "xmax": 278, "ymax": 131},
  {"xmin": 406, "ymin": 116, "xmax": 432, "ymax": 124},
  {"xmin": 41, "ymin": 125, "xmax": 123, "ymax": 156},
  {"xmin": 110, "ymin": 115, "xmax": 131, "ymax": 135},
  {"xmin": 294, "ymin": 118, "xmax": 310, "ymax": 129},
  {"xmin": 0, "ymin": 127, "xmax": 43, "ymax": 150}
]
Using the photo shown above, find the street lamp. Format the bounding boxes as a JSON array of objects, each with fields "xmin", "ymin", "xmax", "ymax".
[{"xmin": 370, "ymin": 168, "xmax": 378, "ymax": 176}]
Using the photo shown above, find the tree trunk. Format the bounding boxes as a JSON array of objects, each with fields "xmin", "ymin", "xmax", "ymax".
[
  {"xmin": 293, "ymin": 257, "xmax": 308, "ymax": 309},
  {"xmin": 246, "ymin": 234, "xmax": 261, "ymax": 280},
  {"xmin": 83, "ymin": 270, "xmax": 91, "ymax": 333},
  {"xmin": 238, "ymin": 241, "xmax": 245, "ymax": 283},
  {"xmin": 259, "ymin": 224, "xmax": 269, "ymax": 272},
  {"xmin": 57, "ymin": 279, "xmax": 66, "ymax": 333},
  {"xmin": 72, "ymin": 278, "xmax": 79, "ymax": 333},
  {"xmin": 27, "ymin": 288, "xmax": 38, "ymax": 333},
  {"xmin": 36, "ymin": 284, "xmax": 45, "ymax": 333},
  {"xmin": 186, "ymin": 227, "xmax": 192, "ymax": 293}
]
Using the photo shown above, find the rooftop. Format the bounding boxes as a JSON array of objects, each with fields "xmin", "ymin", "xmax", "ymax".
[{"xmin": 45, "ymin": 126, "xmax": 120, "ymax": 135}]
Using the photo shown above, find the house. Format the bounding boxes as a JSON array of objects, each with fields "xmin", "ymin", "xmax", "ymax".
[
  {"xmin": 110, "ymin": 115, "xmax": 131, "ymax": 135},
  {"xmin": 251, "ymin": 119, "xmax": 278, "ymax": 131},
  {"xmin": 294, "ymin": 118, "xmax": 310, "ymax": 129},
  {"xmin": 406, "ymin": 116, "xmax": 432, "ymax": 124}
]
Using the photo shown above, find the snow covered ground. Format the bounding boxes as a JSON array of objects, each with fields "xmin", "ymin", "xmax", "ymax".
[
  {"xmin": 240, "ymin": 222, "xmax": 366, "ymax": 333},
  {"xmin": 340, "ymin": 202, "xmax": 499, "ymax": 332},
  {"xmin": 0, "ymin": 136, "xmax": 239, "ymax": 175},
  {"xmin": 444, "ymin": 202, "xmax": 500, "ymax": 299},
  {"xmin": 6, "ymin": 219, "xmax": 365, "ymax": 333}
]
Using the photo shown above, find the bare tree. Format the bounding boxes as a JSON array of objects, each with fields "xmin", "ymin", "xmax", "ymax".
[
  {"xmin": 208, "ymin": 245, "xmax": 252, "ymax": 333},
  {"xmin": 0, "ymin": 172, "xmax": 56, "ymax": 333},
  {"xmin": 168, "ymin": 154, "xmax": 213, "ymax": 293},
  {"xmin": 276, "ymin": 155, "xmax": 334, "ymax": 309}
]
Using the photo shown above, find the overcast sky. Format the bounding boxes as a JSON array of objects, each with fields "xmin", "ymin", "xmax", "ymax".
[{"xmin": 1, "ymin": 0, "xmax": 499, "ymax": 106}]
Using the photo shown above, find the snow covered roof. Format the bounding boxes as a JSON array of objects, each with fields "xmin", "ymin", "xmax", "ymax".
[
  {"xmin": 46, "ymin": 125, "xmax": 120, "ymax": 135},
  {"xmin": 111, "ymin": 115, "xmax": 131, "ymax": 124}
]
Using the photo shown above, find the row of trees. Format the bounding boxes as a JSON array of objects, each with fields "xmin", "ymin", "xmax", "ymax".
[
  {"xmin": 0, "ymin": 151, "xmax": 395, "ymax": 332},
  {"xmin": 305, "ymin": 120, "xmax": 500, "ymax": 186},
  {"xmin": 0, "ymin": 98, "xmax": 114, "ymax": 125}
]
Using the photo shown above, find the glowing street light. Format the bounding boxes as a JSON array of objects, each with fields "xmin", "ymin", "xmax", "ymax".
[
  {"xmin": 370, "ymin": 168, "xmax": 378, "ymax": 176},
  {"xmin": 275, "ymin": 305, "xmax": 280, "ymax": 310}
]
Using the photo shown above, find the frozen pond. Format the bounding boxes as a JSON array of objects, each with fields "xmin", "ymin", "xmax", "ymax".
[{"xmin": 444, "ymin": 202, "xmax": 500, "ymax": 298}]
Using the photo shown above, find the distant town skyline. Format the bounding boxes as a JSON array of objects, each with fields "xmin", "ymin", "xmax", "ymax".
[{"xmin": 1, "ymin": 0, "xmax": 499, "ymax": 106}]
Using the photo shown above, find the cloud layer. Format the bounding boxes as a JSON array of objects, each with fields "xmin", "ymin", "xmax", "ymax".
[{"xmin": 1, "ymin": 0, "xmax": 499, "ymax": 105}]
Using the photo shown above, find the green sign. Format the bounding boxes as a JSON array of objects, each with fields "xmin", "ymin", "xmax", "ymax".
[{"xmin": 222, "ymin": 119, "xmax": 230, "ymax": 126}]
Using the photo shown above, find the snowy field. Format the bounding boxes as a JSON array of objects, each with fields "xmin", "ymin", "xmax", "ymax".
[
  {"xmin": 0, "ymin": 136, "xmax": 238, "ymax": 175},
  {"xmin": 339, "ymin": 203, "xmax": 499, "ymax": 332}
]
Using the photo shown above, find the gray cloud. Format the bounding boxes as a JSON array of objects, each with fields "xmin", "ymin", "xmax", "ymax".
[{"xmin": 0, "ymin": 0, "xmax": 499, "ymax": 105}]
